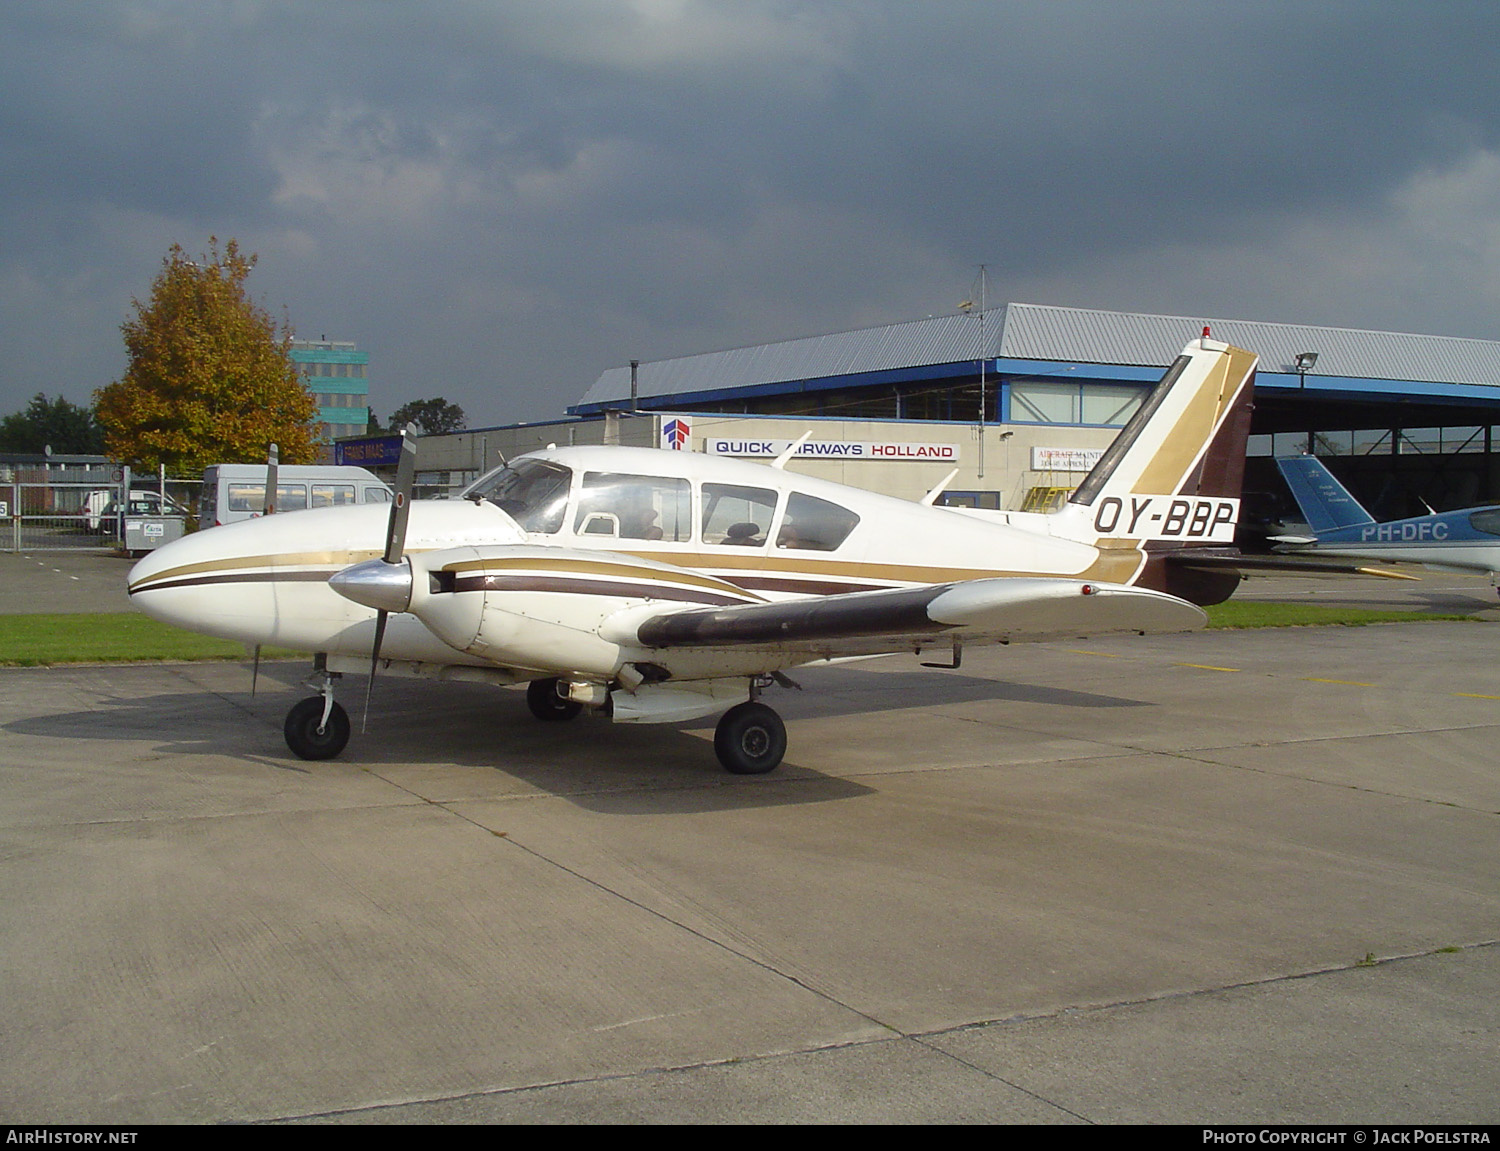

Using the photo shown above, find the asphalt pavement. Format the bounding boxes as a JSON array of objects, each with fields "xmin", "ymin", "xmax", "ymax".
[
  {"xmin": 0, "ymin": 559, "xmax": 1495, "ymax": 1124},
  {"xmin": 0, "ymin": 548, "xmax": 136, "ymax": 613}
]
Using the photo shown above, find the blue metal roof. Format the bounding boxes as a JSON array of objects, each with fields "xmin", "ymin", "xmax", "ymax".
[{"xmin": 574, "ymin": 303, "xmax": 1500, "ymax": 413}]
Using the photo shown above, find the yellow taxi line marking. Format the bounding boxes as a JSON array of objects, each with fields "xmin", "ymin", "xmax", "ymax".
[
  {"xmin": 1063, "ymin": 649, "xmax": 1121, "ymax": 658},
  {"xmin": 1175, "ymin": 663, "xmax": 1241, "ymax": 673},
  {"xmin": 1301, "ymin": 677, "xmax": 1376, "ymax": 687},
  {"xmin": 1454, "ymin": 692, "xmax": 1500, "ymax": 700}
]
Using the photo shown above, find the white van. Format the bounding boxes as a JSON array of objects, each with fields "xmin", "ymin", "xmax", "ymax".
[{"xmin": 201, "ymin": 463, "xmax": 392, "ymax": 528}]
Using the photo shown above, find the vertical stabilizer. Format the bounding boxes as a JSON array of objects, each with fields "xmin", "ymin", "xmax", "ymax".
[
  {"xmin": 1275, "ymin": 455, "xmax": 1376, "ymax": 536},
  {"xmin": 1052, "ymin": 333, "xmax": 1259, "ymax": 548}
]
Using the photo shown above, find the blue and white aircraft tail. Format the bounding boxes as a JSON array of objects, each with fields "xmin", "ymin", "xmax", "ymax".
[
  {"xmin": 1274, "ymin": 455, "xmax": 1500, "ymax": 582},
  {"xmin": 1277, "ymin": 455, "xmax": 1376, "ymax": 536}
]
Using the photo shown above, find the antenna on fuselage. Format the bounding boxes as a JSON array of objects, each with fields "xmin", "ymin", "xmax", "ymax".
[
  {"xmin": 771, "ymin": 431, "xmax": 811, "ymax": 470},
  {"xmin": 920, "ymin": 468, "xmax": 960, "ymax": 506}
]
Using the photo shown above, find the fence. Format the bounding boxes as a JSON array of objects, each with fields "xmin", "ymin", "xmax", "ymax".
[{"xmin": 0, "ymin": 467, "xmax": 201, "ymax": 552}]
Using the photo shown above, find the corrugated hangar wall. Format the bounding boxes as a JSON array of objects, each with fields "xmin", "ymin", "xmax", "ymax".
[{"xmin": 398, "ymin": 302, "xmax": 1500, "ymax": 524}]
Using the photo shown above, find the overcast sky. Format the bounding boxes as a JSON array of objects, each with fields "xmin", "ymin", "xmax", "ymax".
[{"xmin": 5, "ymin": 1, "xmax": 1500, "ymax": 428}]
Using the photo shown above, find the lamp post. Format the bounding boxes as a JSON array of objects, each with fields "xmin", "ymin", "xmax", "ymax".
[
  {"xmin": 1294, "ymin": 351, "xmax": 1318, "ymax": 388},
  {"xmin": 1294, "ymin": 352, "xmax": 1319, "ymax": 454}
]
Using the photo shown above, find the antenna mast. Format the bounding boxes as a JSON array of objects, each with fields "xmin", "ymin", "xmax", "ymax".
[{"xmin": 977, "ymin": 264, "xmax": 988, "ymax": 478}]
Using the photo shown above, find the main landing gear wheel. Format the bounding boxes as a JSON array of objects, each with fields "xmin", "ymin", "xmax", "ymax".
[
  {"xmin": 714, "ymin": 701, "xmax": 787, "ymax": 775},
  {"xmin": 527, "ymin": 677, "xmax": 583, "ymax": 722},
  {"xmin": 284, "ymin": 697, "xmax": 351, "ymax": 760}
]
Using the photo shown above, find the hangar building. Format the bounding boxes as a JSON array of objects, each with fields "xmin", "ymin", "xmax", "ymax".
[{"xmin": 393, "ymin": 303, "xmax": 1500, "ymax": 526}]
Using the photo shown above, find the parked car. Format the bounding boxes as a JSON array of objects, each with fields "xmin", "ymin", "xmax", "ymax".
[
  {"xmin": 82, "ymin": 489, "xmax": 114, "ymax": 532},
  {"xmin": 93, "ymin": 489, "xmax": 190, "ymax": 532}
]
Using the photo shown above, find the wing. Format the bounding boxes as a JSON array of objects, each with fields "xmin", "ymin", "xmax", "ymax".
[{"xmin": 632, "ymin": 577, "xmax": 1205, "ymax": 657}]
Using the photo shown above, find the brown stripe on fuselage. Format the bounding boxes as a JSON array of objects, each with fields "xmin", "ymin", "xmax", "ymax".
[
  {"xmin": 127, "ymin": 548, "xmax": 388, "ymax": 594},
  {"xmin": 439, "ymin": 553, "xmax": 759, "ymax": 602},
  {"xmin": 128, "ymin": 568, "xmax": 342, "ymax": 596},
  {"xmin": 451, "ymin": 572, "xmax": 752, "ymax": 606}
]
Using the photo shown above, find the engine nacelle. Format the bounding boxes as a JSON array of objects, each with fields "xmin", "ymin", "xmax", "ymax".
[{"xmin": 401, "ymin": 543, "xmax": 760, "ymax": 681}]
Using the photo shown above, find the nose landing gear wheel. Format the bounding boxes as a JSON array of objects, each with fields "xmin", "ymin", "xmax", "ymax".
[
  {"xmin": 714, "ymin": 701, "xmax": 786, "ymax": 774},
  {"xmin": 284, "ymin": 697, "xmax": 351, "ymax": 760}
]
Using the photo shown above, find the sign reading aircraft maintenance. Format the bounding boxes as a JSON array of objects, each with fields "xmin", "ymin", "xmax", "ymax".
[
  {"xmin": 1033, "ymin": 447, "xmax": 1106, "ymax": 472},
  {"xmin": 707, "ymin": 439, "xmax": 959, "ymax": 461},
  {"xmin": 1091, "ymin": 494, "xmax": 1240, "ymax": 543}
]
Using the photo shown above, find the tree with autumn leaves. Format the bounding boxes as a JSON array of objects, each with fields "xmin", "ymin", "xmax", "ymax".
[{"xmin": 95, "ymin": 239, "xmax": 321, "ymax": 474}]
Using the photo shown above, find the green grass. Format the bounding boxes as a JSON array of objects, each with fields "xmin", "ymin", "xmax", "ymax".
[
  {"xmin": 0, "ymin": 613, "xmax": 298, "ymax": 666},
  {"xmin": 1205, "ymin": 600, "xmax": 1478, "ymax": 629},
  {"xmin": 0, "ymin": 600, "xmax": 1483, "ymax": 667}
]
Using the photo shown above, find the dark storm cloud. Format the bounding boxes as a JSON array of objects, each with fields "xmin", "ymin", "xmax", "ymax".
[{"xmin": 4, "ymin": 1, "xmax": 1500, "ymax": 426}]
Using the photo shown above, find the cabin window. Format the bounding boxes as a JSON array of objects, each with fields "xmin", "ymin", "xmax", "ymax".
[
  {"xmin": 1469, "ymin": 509, "xmax": 1500, "ymax": 537},
  {"xmin": 468, "ymin": 458, "xmax": 572, "ymax": 534},
  {"xmin": 775, "ymin": 492, "xmax": 860, "ymax": 551},
  {"xmin": 702, "ymin": 483, "xmax": 778, "ymax": 546},
  {"xmin": 574, "ymin": 473, "xmax": 692, "ymax": 541}
]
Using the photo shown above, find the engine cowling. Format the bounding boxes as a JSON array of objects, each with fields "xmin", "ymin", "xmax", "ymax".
[{"xmin": 348, "ymin": 543, "xmax": 762, "ymax": 681}]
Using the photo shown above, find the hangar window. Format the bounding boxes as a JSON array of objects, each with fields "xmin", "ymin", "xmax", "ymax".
[
  {"xmin": 1081, "ymin": 385, "xmax": 1145, "ymax": 426},
  {"xmin": 776, "ymin": 492, "xmax": 860, "ymax": 551},
  {"xmin": 1009, "ymin": 381, "xmax": 1078, "ymax": 424},
  {"xmin": 1008, "ymin": 380, "xmax": 1144, "ymax": 427}
]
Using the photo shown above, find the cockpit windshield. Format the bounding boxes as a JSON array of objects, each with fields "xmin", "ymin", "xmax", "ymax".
[{"xmin": 462, "ymin": 458, "xmax": 572, "ymax": 534}]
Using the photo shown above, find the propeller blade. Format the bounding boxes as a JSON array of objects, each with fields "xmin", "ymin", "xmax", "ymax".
[
  {"xmin": 365, "ymin": 429, "xmax": 416, "ymax": 732},
  {"xmin": 263, "ymin": 443, "xmax": 279, "ymax": 516},
  {"xmin": 383, "ymin": 430, "xmax": 416, "ymax": 564},
  {"xmin": 363, "ymin": 609, "xmax": 388, "ymax": 733}
]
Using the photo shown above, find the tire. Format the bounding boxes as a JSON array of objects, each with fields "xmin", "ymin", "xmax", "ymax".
[
  {"xmin": 284, "ymin": 697, "xmax": 351, "ymax": 760},
  {"xmin": 713, "ymin": 701, "xmax": 787, "ymax": 775},
  {"xmin": 527, "ymin": 677, "xmax": 582, "ymax": 721}
]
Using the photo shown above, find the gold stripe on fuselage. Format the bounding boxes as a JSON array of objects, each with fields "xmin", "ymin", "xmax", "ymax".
[
  {"xmin": 130, "ymin": 541, "xmax": 1150, "ymax": 600},
  {"xmin": 620, "ymin": 544, "xmax": 1146, "ymax": 590},
  {"xmin": 127, "ymin": 548, "xmax": 388, "ymax": 594}
]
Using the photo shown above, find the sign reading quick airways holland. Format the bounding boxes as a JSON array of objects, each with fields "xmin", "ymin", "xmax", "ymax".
[
  {"xmin": 708, "ymin": 439, "xmax": 959, "ymax": 461},
  {"xmin": 661, "ymin": 418, "xmax": 691, "ymax": 450}
]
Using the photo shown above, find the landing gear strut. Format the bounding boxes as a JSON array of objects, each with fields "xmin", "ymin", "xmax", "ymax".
[
  {"xmin": 284, "ymin": 661, "xmax": 351, "ymax": 760},
  {"xmin": 526, "ymin": 677, "xmax": 583, "ymax": 721}
]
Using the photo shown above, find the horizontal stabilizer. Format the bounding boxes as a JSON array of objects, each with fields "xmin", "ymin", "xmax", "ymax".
[{"xmin": 1168, "ymin": 550, "xmax": 1421, "ymax": 581}]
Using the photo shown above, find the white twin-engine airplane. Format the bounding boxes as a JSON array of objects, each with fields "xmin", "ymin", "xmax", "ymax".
[{"xmin": 130, "ymin": 331, "xmax": 1266, "ymax": 774}]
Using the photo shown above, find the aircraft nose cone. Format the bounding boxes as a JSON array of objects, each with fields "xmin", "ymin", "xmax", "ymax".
[{"xmin": 329, "ymin": 557, "xmax": 413, "ymax": 613}]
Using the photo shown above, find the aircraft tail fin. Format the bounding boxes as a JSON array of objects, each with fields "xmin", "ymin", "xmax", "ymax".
[
  {"xmin": 1275, "ymin": 455, "xmax": 1376, "ymax": 536},
  {"xmin": 1055, "ymin": 331, "xmax": 1258, "ymax": 548}
]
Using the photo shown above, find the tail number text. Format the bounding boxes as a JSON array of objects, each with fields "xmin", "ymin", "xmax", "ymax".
[{"xmin": 1093, "ymin": 495, "xmax": 1239, "ymax": 543}]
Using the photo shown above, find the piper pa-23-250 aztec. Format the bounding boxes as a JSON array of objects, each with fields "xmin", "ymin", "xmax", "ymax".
[{"xmin": 128, "ymin": 331, "xmax": 1368, "ymax": 775}]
